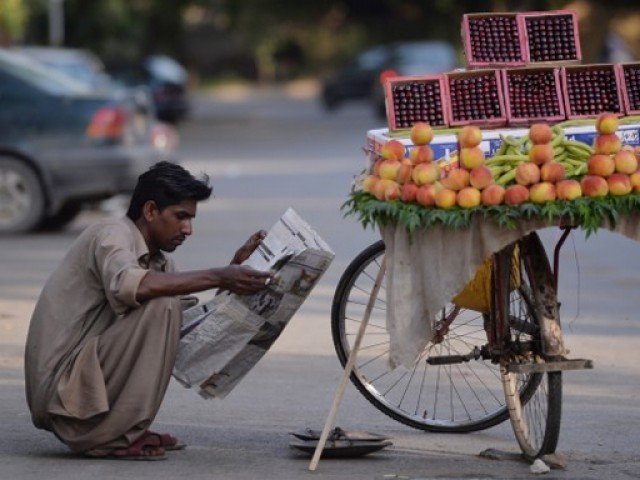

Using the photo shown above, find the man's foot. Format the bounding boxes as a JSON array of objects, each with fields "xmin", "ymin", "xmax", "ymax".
[
  {"xmin": 89, "ymin": 434, "xmax": 166, "ymax": 461},
  {"xmin": 145, "ymin": 430, "xmax": 186, "ymax": 451}
]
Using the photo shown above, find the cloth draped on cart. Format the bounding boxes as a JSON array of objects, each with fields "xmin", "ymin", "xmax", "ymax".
[{"xmin": 380, "ymin": 213, "xmax": 640, "ymax": 370}]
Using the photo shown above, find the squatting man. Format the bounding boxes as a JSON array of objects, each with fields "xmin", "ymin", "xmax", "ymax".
[{"xmin": 24, "ymin": 161, "xmax": 272, "ymax": 460}]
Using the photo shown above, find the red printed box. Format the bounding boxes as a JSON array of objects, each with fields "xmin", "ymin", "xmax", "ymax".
[
  {"xmin": 618, "ymin": 63, "xmax": 640, "ymax": 116},
  {"xmin": 502, "ymin": 67, "xmax": 565, "ymax": 126},
  {"xmin": 462, "ymin": 13, "xmax": 527, "ymax": 68},
  {"xmin": 561, "ymin": 64, "xmax": 623, "ymax": 119},
  {"xmin": 520, "ymin": 10, "xmax": 582, "ymax": 64},
  {"xmin": 383, "ymin": 75, "xmax": 449, "ymax": 131},
  {"xmin": 445, "ymin": 69, "xmax": 507, "ymax": 128}
]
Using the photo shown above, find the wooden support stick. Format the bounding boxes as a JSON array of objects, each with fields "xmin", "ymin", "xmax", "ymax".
[{"xmin": 308, "ymin": 256, "xmax": 387, "ymax": 471}]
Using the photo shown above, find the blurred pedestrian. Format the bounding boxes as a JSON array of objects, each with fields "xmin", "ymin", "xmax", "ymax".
[{"xmin": 24, "ymin": 161, "xmax": 271, "ymax": 460}]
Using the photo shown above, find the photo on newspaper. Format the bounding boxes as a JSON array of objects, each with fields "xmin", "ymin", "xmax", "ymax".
[{"xmin": 173, "ymin": 208, "xmax": 334, "ymax": 399}]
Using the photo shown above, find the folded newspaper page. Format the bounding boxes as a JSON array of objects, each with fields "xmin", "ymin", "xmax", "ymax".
[{"xmin": 173, "ymin": 208, "xmax": 334, "ymax": 399}]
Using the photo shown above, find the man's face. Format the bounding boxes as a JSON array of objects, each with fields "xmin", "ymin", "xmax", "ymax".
[{"xmin": 146, "ymin": 199, "xmax": 197, "ymax": 253}]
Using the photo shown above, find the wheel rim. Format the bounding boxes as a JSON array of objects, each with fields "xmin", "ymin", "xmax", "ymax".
[
  {"xmin": 0, "ymin": 167, "xmax": 34, "ymax": 227},
  {"xmin": 336, "ymin": 246, "xmax": 511, "ymax": 431}
]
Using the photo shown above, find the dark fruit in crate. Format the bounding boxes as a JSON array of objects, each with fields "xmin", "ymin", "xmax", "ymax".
[
  {"xmin": 622, "ymin": 64, "xmax": 640, "ymax": 112},
  {"xmin": 525, "ymin": 14, "xmax": 578, "ymax": 62},
  {"xmin": 449, "ymin": 73, "xmax": 502, "ymax": 122},
  {"xmin": 565, "ymin": 67, "xmax": 620, "ymax": 116},
  {"xmin": 391, "ymin": 81, "xmax": 445, "ymax": 129},
  {"xmin": 507, "ymin": 70, "xmax": 561, "ymax": 119},
  {"xmin": 468, "ymin": 16, "xmax": 522, "ymax": 63}
]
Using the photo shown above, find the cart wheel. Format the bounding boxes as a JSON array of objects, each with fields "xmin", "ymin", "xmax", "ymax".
[
  {"xmin": 496, "ymin": 233, "xmax": 563, "ymax": 459},
  {"xmin": 332, "ymin": 240, "xmax": 528, "ymax": 433}
]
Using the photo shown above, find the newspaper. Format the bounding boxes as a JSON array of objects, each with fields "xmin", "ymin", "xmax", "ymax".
[{"xmin": 173, "ymin": 208, "xmax": 334, "ymax": 399}]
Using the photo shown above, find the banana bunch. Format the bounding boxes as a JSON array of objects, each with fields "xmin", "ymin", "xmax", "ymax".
[{"xmin": 486, "ymin": 125, "xmax": 594, "ymax": 186}]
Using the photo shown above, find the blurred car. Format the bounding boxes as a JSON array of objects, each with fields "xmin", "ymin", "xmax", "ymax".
[
  {"xmin": 321, "ymin": 41, "xmax": 457, "ymax": 117},
  {"xmin": 0, "ymin": 48, "xmax": 174, "ymax": 233},
  {"xmin": 108, "ymin": 54, "xmax": 190, "ymax": 123}
]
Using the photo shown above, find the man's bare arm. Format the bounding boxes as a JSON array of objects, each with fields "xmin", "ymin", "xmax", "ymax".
[{"xmin": 136, "ymin": 265, "xmax": 271, "ymax": 302}]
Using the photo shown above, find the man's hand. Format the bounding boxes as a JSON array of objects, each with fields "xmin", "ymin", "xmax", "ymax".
[
  {"xmin": 217, "ymin": 265, "xmax": 272, "ymax": 295},
  {"xmin": 231, "ymin": 230, "xmax": 267, "ymax": 265}
]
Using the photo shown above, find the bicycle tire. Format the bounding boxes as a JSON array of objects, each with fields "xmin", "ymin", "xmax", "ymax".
[
  {"xmin": 497, "ymin": 233, "xmax": 563, "ymax": 459},
  {"xmin": 332, "ymin": 240, "xmax": 528, "ymax": 433}
]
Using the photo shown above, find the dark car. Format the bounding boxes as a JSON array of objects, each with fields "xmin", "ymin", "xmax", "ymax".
[
  {"xmin": 0, "ymin": 49, "xmax": 171, "ymax": 233},
  {"xmin": 321, "ymin": 41, "xmax": 457, "ymax": 117},
  {"xmin": 108, "ymin": 55, "xmax": 190, "ymax": 124}
]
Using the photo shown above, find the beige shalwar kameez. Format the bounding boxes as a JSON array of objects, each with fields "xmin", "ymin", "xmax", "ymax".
[{"xmin": 24, "ymin": 216, "xmax": 182, "ymax": 454}]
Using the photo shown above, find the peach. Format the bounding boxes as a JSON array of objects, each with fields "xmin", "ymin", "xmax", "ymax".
[
  {"xmin": 395, "ymin": 160, "xmax": 413, "ymax": 184},
  {"xmin": 411, "ymin": 162, "xmax": 441, "ymax": 186},
  {"xmin": 594, "ymin": 134, "xmax": 621, "ymax": 155},
  {"xmin": 580, "ymin": 175, "xmax": 609, "ymax": 197},
  {"xmin": 362, "ymin": 175, "xmax": 379, "ymax": 193},
  {"xmin": 481, "ymin": 184, "xmax": 505, "ymax": 206},
  {"xmin": 620, "ymin": 144, "xmax": 635, "ymax": 153},
  {"xmin": 384, "ymin": 181, "xmax": 402, "ymax": 201},
  {"xmin": 469, "ymin": 165, "xmax": 494, "ymax": 189},
  {"xmin": 373, "ymin": 158, "xmax": 384, "ymax": 176},
  {"xmin": 588, "ymin": 154, "xmax": 615, "ymax": 177},
  {"xmin": 416, "ymin": 183, "xmax": 441, "ymax": 207},
  {"xmin": 372, "ymin": 179, "xmax": 392, "ymax": 200},
  {"xmin": 529, "ymin": 143, "xmax": 554, "ymax": 165},
  {"xmin": 379, "ymin": 159, "xmax": 402, "ymax": 180},
  {"xmin": 530, "ymin": 182, "xmax": 556, "ymax": 203},
  {"xmin": 434, "ymin": 188, "xmax": 457, "ymax": 209},
  {"xmin": 458, "ymin": 126, "xmax": 482, "ymax": 148},
  {"xmin": 613, "ymin": 150, "xmax": 638, "ymax": 175},
  {"xmin": 630, "ymin": 171, "xmax": 640, "ymax": 192},
  {"xmin": 409, "ymin": 145, "xmax": 434, "ymax": 164},
  {"xmin": 540, "ymin": 161, "xmax": 566, "ymax": 183},
  {"xmin": 556, "ymin": 179, "xmax": 582, "ymax": 201},
  {"xmin": 529, "ymin": 123, "xmax": 553, "ymax": 145},
  {"xmin": 401, "ymin": 182, "xmax": 419, "ymax": 203},
  {"xmin": 595, "ymin": 112, "xmax": 619, "ymax": 135},
  {"xmin": 515, "ymin": 162, "xmax": 541, "ymax": 186},
  {"xmin": 504, "ymin": 184, "xmax": 530, "ymax": 206},
  {"xmin": 380, "ymin": 139, "xmax": 405, "ymax": 160},
  {"xmin": 459, "ymin": 146, "xmax": 485, "ymax": 169},
  {"xmin": 440, "ymin": 168, "xmax": 470, "ymax": 191},
  {"xmin": 410, "ymin": 122, "xmax": 433, "ymax": 146},
  {"xmin": 457, "ymin": 187, "xmax": 482, "ymax": 208},
  {"xmin": 607, "ymin": 173, "xmax": 632, "ymax": 196}
]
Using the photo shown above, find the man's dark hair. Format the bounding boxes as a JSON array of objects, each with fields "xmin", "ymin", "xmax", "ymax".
[{"xmin": 126, "ymin": 161, "xmax": 213, "ymax": 220}]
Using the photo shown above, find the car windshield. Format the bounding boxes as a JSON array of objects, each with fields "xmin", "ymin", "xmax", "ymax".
[
  {"xmin": 395, "ymin": 43, "xmax": 456, "ymax": 74},
  {"xmin": 0, "ymin": 49, "xmax": 91, "ymax": 95}
]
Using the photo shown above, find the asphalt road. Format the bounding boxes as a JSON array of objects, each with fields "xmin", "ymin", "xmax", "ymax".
[{"xmin": 1, "ymin": 83, "xmax": 640, "ymax": 479}]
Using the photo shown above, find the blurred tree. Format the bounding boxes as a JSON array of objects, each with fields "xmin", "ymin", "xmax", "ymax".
[{"xmin": 0, "ymin": 0, "xmax": 28, "ymax": 46}]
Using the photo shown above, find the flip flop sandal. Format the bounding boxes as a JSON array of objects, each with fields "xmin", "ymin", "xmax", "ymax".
[
  {"xmin": 146, "ymin": 430, "xmax": 186, "ymax": 451},
  {"xmin": 91, "ymin": 435, "xmax": 166, "ymax": 461}
]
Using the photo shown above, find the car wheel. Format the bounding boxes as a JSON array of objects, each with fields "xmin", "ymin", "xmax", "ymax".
[{"xmin": 0, "ymin": 157, "xmax": 46, "ymax": 234}]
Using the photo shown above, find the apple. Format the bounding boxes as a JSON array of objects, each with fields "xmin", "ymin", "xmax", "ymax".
[
  {"xmin": 529, "ymin": 123, "xmax": 553, "ymax": 144},
  {"xmin": 481, "ymin": 184, "xmax": 505, "ymax": 206},
  {"xmin": 556, "ymin": 179, "xmax": 582, "ymax": 201},
  {"xmin": 410, "ymin": 122, "xmax": 434, "ymax": 146},
  {"xmin": 580, "ymin": 175, "xmax": 609, "ymax": 197},
  {"xmin": 469, "ymin": 165, "xmax": 494, "ymax": 189},
  {"xmin": 440, "ymin": 168, "xmax": 470, "ymax": 191},
  {"xmin": 607, "ymin": 173, "xmax": 632, "ymax": 196},
  {"xmin": 409, "ymin": 145, "xmax": 434, "ymax": 164},
  {"xmin": 411, "ymin": 162, "xmax": 441, "ymax": 186},
  {"xmin": 435, "ymin": 188, "xmax": 457, "ymax": 209},
  {"xmin": 594, "ymin": 134, "xmax": 621, "ymax": 155},
  {"xmin": 528, "ymin": 143, "xmax": 554, "ymax": 165},
  {"xmin": 401, "ymin": 182, "xmax": 419, "ymax": 203},
  {"xmin": 458, "ymin": 126, "xmax": 482, "ymax": 148},
  {"xmin": 515, "ymin": 162, "xmax": 541, "ymax": 186},
  {"xmin": 540, "ymin": 161, "xmax": 566, "ymax": 183},
  {"xmin": 613, "ymin": 150, "xmax": 638, "ymax": 175},
  {"xmin": 595, "ymin": 112, "xmax": 619, "ymax": 135},
  {"xmin": 459, "ymin": 146, "xmax": 485, "ymax": 169},
  {"xmin": 457, "ymin": 187, "xmax": 482, "ymax": 208},
  {"xmin": 588, "ymin": 154, "xmax": 615, "ymax": 177},
  {"xmin": 504, "ymin": 184, "xmax": 530, "ymax": 206},
  {"xmin": 529, "ymin": 182, "xmax": 556, "ymax": 203},
  {"xmin": 380, "ymin": 139, "xmax": 406, "ymax": 160}
]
